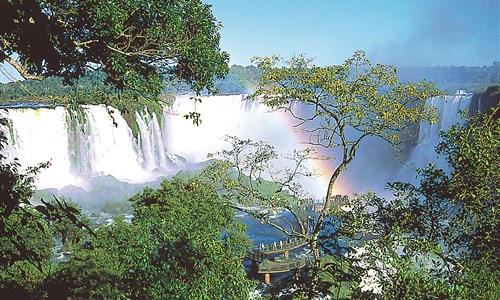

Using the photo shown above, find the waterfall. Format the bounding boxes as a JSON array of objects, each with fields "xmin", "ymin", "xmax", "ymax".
[
  {"xmin": 135, "ymin": 108, "xmax": 171, "ymax": 175},
  {"xmin": 0, "ymin": 105, "xmax": 172, "ymax": 190},
  {"xmin": 0, "ymin": 95, "xmax": 326, "ymax": 197},
  {"xmin": 165, "ymin": 94, "xmax": 328, "ymax": 197},
  {"xmin": 166, "ymin": 94, "xmax": 302, "ymax": 162},
  {"xmin": 398, "ymin": 94, "xmax": 472, "ymax": 179},
  {"xmin": 0, "ymin": 94, "xmax": 473, "ymax": 200},
  {"xmin": 1, "ymin": 107, "xmax": 85, "ymax": 189}
]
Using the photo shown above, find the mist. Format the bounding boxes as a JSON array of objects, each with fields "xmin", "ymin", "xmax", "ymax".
[
  {"xmin": 369, "ymin": 0, "xmax": 499, "ymax": 66},
  {"xmin": 1, "ymin": 92, "xmax": 482, "ymax": 208}
]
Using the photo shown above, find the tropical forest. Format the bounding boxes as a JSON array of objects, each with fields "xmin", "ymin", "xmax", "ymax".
[{"xmin": 0, "ymin": 0, "xmax": 498, "ymax": 299}]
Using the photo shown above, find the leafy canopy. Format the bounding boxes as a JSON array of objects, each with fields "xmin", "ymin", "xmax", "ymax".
[
  {"xmin": 0, "ymin": 0, "xmax": 229, "ymax": 95},
  {"xmin": 250, "ymin": 51, "xmax": 441, "ymax": 202},
  {"xmin": 384, "ymin": 105, "xmax": 499, "ymax": 263},
  {"xmin": 42, "ymin": 176, "xmax": 253, "ymax": 299},
  {"xmin": 350, "ymin": 105, "xmax": 500, "ymax": 299},
  {"xmin": 227, "ymin": 51, "xmax": 441, "ymax": 296}
]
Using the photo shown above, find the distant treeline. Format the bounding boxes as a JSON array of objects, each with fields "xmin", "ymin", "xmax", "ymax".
[
  {"xmin": 397, "ymin": 63, "xmax": 500, "ymax": 94},
  {"xmin": 1, "ymin": 63, "xmax": 498, "ymax": 100},
  {"xmin": 213, "ymin": 65, "xmax": 261, "ymax": 94},
  {"xmin": 0, "ymin": 70, "xmax": 111, "ymax": 101},
  {"xmin": 0, "ymin": 65, "xmax": 261, "ymax": 101}
]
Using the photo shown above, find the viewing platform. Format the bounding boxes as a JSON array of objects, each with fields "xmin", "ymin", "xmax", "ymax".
[
  {"xmin": 245, "ymin": 237, "xmax": 309, "ymax": 284},
  {"xmin": 258, "ymin": 258, "xmax": 306, "ymax": 274}
]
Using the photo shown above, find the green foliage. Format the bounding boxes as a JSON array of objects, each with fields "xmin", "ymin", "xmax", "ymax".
[
  {"xmin": 0, "ymin": 192, "xmax": 90, "ymax": 297},
  {"xmin": 435, "ymin": 105, "xmax": 499, "ymax": 258},
  {"xmin": 41, "ymin": 216, "xmax": 137, "ymax": 299},
  {"xmin": 0, "ymin": 261, "xmax": 52, "ymax": 298},
  {"xmin": 0, "ymin": 118, "xmax": 90, "ymax": 297},
  {"xmin": 385, "ymin": 105, "xmax": 499, "ymax": 261},
  {"xmin": 214, "ymin": 65, "xmax": 262, "ymax": 94},
  {"xmin": 128, "ymin": 177, "xmax": 253, "ymax": 299},
  {"xmin": 0, "ymin": 69, "xmax": 169, "ymax": 137},
  {"xmin": 173, "ymin": 168, "xmax": 201, "ymax": 180},
  {"xmin": 202, "ymin": 50, "xmax": 444, "ymax": 298},
  {"xmin": 250, "ymin": 51, "xmax": 442, "ymax": 217},
  {"xmin": 47, "ymin": 198, "xmax": 90, "ymax": 250},
  {"xmin": 0, "ymin": 64, "xmax": 261, "ymax": 136},
  {"xmin": 0, "ymin": 171, "xmax": 87, "ymax": 297},
  {"xmin": 101, "ymin": 200, "xmax": 132, "ymax": 214},
  {"xmin": 43, "ymin": 177, "xmax": 253, "ymax": 299},
  {"xmin": 345, "ymin": 105, "xmax": 500, "ymax": 299},
  {"xmin": 251, "ymin": 51, "xmax": 441, "ymax": 154},
  {"xmin": 0, "ymin": 207, "xmax": 54, "ymax": 295},
  {"xmin": 0, "ymin": 134, "xmax": 54, "ymax": 275},
  {"xmin": 0, "ymin": 0, "xmax": 229, "ymax": 95},
  {"xmin": 203, "ymin": 137, "xmax": 314, "ymax": 234},
  {"xmin": 211, "ymin": 51, "xmax": 441, "ymax": 297},
  {"xmin": 0, "ymin": 70, "xmax": 108, "ymax": 101}
]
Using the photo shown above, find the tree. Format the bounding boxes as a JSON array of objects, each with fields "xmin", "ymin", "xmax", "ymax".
[
  {"xmin": 207, "ymin": 51, "xmax": 441, "ymax": 297},
  {"xmin": 214, "ymin": 65, "xmax": 262, "ymax": 94},
  {"xmin": 360, "ymin": 105, "xmax": 499, "ymax": 299},
  {"xmin": 40, "ymin": 215, "xmax": 140, "ymax": 299},
  {"xmin": 0, "ymin": 163, "xmax": 89, "ymax": 297},
  {"xmin": 0, "ymin": 205, "xmax": 54, "ymax": 297},
  {"xmin": 0, "ymin": 0, "xmax": 228, "ymax": 95},
  {"xmin": 330, "ymin": 103, "xmax": 500, "ymax": 299},
  {"xmin": 128, "ymin": 177, "xmax": 253, "ymax": 299},
  {"xmin": 0, "ymin": 119, "xmax": 91, "ymax": 297},
  {"xmin": 47, "ymin": 197, "xmax": 90, "ymax": 250},
  {"xmin": 42, "ymin": 176, "xmax": 253, "ymax": 299}
]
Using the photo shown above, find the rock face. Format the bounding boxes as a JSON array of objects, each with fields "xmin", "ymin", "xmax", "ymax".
[{"xmin": 469, "ymin": 85, "xmax": 500, "ymax": 118}]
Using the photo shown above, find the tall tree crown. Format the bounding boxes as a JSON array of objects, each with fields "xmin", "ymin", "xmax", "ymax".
[
  {"xmin": 0, "ymin": 0, "xmax": 229, "ymax": 95},
  {"xmin": 251, "ymin": 51, "xmax": 441, "ymax": 151}
]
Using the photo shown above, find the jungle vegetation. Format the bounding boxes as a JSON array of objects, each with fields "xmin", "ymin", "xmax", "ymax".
[{"xmin": 0, "ymin": 0, "xmax": 498, "ymax": 298}]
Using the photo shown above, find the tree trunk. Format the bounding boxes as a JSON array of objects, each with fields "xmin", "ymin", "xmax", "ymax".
[
  {"xmin": 308, "ymin": 235, "xmax": 322, "ymax": 298},
  {"xmin": 306, "ymin": 160, "xmax": 349, "ymax": 298}
]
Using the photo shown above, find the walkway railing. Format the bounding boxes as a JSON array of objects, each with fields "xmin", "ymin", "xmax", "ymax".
[
  {"xmin": 245, "ymin": 251, "xmax": 267, "ymax": 263},
  {"xmin": 258, "ymin": 258, "xmax": 307, "ymax": 274},
  {"xmin": 250, "ymin": 237, "xmax": 308, "ymax": 255}
]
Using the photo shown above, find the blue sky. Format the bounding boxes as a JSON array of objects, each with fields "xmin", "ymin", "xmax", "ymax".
[
  {"xmin": 206, "ymin": 0, "xmax": 499, "ymax": 67},
  {"xmin": 1, "ymin": 0, "xmax": 498, "ymax": 83}
]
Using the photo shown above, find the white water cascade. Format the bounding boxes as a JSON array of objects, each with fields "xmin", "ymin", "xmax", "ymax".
[
  {"xmin": 0, "ymin": 94, "xmax": 474, "ymax": 200},
  {"xmin": 0, "ymin": 95, "xmax": 327, "ymax": 197},
  {"xmin": 0, "ymin": 105, "xmax": 179, "ymax": 190},
  {"xmin": 398, "ymin": 94, "xmax": 472, "ymax": 179},
  {"xmin": 163, "ymin": 94, "xmax": 327, "ymax": 197},
  {"xmin": 167, "ymin": 94, "xmax": 304, "ymax": 162}
]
